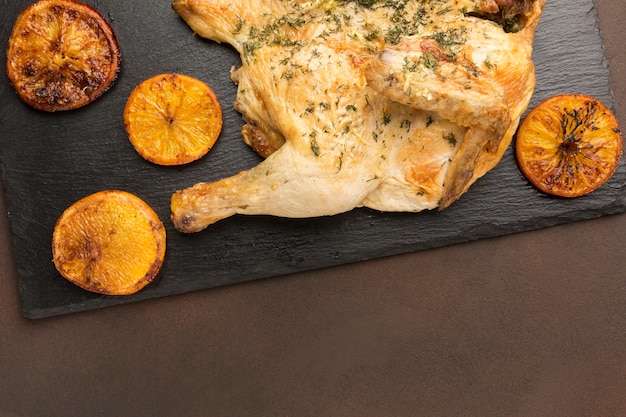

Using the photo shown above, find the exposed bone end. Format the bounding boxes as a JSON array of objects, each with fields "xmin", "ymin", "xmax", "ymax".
[{"xmin": 171, "ymin": 183, "xmax": 237, "ymax": 233}]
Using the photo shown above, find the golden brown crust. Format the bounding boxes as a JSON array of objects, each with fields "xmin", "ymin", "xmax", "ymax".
[{"xmin": 170, "ymin": 0, "xmax": 547, "ymax": 230}]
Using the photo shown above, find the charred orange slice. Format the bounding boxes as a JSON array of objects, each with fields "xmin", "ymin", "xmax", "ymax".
[
  {"xmin": 124, "ymin": 73, "xmax": 223, "ymax": 166},
  {"xmin": 52, "ymin": 190, "xmax": 166, "ymax": 295},
  {"xmin": 5, "ymin": 0, "xmax": 121, "ymax": 111},
  {"xmin": 516, "ymin": 94, "xmax": 622, "ymax": 197}
]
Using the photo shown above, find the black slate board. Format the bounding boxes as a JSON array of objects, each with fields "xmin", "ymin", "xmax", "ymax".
[{"xmin": 1, "ymin": 0, "xmax": 624, "ymax": 319}]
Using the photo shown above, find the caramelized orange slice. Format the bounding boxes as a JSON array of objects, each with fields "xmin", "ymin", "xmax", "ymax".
[
  {"xmin": 516, "ymin": 94, "xmax": 622, "ymax": 197},
  {"xmin": 124, "ymin": 73, "xmax": 223, "ymax": 166},
  {"xmin": 52, "ymin": 190, "xmax": 166, "ymax": 295},
  {"xmin": 5, "ymin": 0, "xmax": 120, "ymax": 111}
]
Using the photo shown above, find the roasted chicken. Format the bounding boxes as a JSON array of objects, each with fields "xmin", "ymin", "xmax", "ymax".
[{"xmin": 171, "ymin": 0, "xmax": 546, "ymax": 232}]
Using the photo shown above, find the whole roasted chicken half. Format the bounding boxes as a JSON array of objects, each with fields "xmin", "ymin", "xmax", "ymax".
[{"xmin": 171, "ymin": 0, "xmax": 546, "ymax": 232}]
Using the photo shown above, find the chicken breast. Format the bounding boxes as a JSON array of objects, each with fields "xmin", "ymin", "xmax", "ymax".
[{"xmin": 171, "ymin": 0, "xmax": 546, "ymax": 232}]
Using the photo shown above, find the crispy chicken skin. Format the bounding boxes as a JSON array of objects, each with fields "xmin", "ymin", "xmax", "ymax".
[{"xmin": 171, "ymin": 0, "xmax": 546, "ymax": 232}]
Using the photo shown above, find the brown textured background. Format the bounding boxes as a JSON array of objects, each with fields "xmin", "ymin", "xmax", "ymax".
[{"xmin": 1, "ymin": 1, "xmax": 625, "ymax": 416}]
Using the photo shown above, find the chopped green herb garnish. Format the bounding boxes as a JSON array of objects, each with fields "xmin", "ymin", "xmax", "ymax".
[{"xmin": 444, "ymin": 132, "xmax": 457, "ymax": 146}]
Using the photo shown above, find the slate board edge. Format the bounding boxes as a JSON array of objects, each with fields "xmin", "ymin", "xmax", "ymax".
[{"xmin": 21, "ymin": 196, "xmax": 626, "ymax": 320}]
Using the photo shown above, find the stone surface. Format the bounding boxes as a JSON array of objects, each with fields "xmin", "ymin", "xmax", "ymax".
[{"xmin": 0, "ymin": 0, "xmax": 623, "ymax": 319}]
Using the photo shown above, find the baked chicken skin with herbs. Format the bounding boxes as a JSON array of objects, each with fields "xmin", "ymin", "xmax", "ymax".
[{"xmin": 171, "ymin": 0, "xmax": 546, "ymax": 232}]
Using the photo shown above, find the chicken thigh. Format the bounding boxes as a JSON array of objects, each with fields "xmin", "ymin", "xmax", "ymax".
[{"xmin": 171, "ymin": 0, "xmax": 546, "ymax": 232}]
